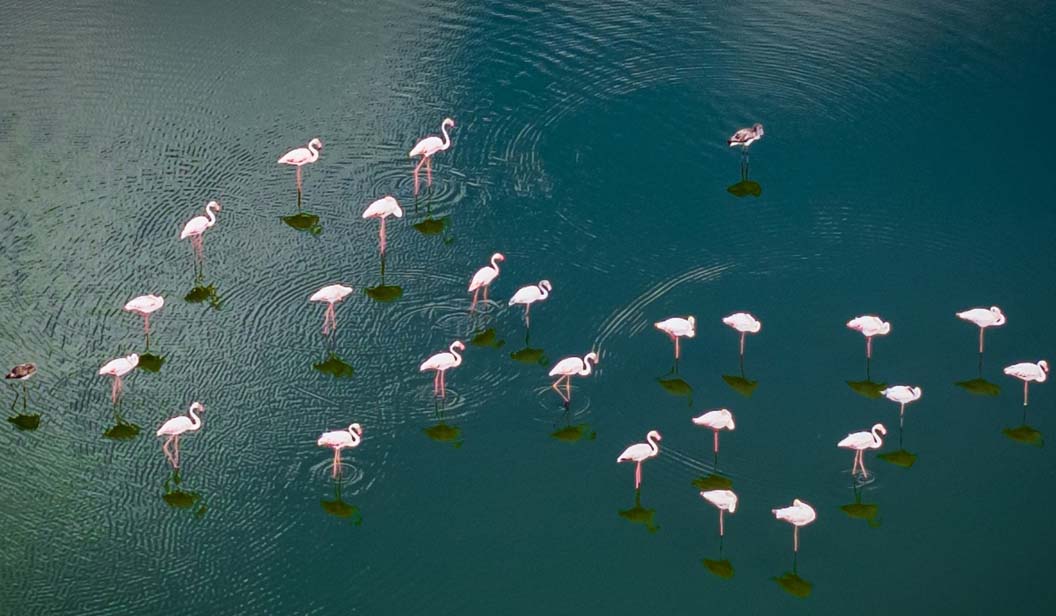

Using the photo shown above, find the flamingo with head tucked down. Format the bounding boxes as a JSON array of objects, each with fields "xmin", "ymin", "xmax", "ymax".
[
  {"xmin": 728, "ymin": 124, "xmax": 764, "ymax": 148},
  {"xmin": 880, "ymin": 386, "xmax": 922, "ymax": 425},
  {"xmin": 722, "ymin": 312, "xmax": 761, "ymax": 358},
  {"xmin": 124, "ymin": 294, "xmax": 164, "ymax": 345},
  {"xmin": 957, "ymin": 306, "xmax": 1006, "ymax": 354},
  {"xmin": 180, "ymin": 201, "xmax": 221, "ymax": 264},
  {"xmin": 1004, "ymin": 360, "xmax": 1048, "ymax": 406},
  {"xmin": 468, "ymin": 252, "xmax": 505, "ymax": 310},
  {"xmin": 420, "ymin": 341, "xmax": 464, "ymax": 398},
  {"xmin": 99, "ymin": 353, "xmax": 139, "ymax": 404},
  {"xmin": 772, "ymin": 499, "xmax": 816, "ymax": 553},
  {"xmin": 838, "ymin": 423, "xmax": 887, "ymax": 479},
  {"xmin": 309, "ymin": 284, "xmax": 353, "ymax": 336},
  {"xmin": 156, "ymin": 402, "xmax": 205, "ymax": 469},
  {"xmin": 692, "ymin": 408, "xmax": 735, "ymax": 454},
  {"xmin": 701, "ymin": 489, "xmax": 738, "ymax": 536},
  {"xmin": 5, "ymin": 362, "xmax": 36, "ymax": 410},
  {"xmin": 508, "ymin": 280, "xmax": 551, "ymax": 326},
  {"xmin": 362, "ymin": 196, "xmax": 403, "ymax": 255},
  {"xmin": 278, "ymin": 138, "xmax": 323, "ymax": 195},
  {"xmin": 548, "ymin": 351, "xmax": 599, "ymax": 404},
  {"xmin": 846, "ymin": 315, "xmax": 891, "ymax": 359},
  {"xmin": 409, "ymin": 118, "xmax": 455, "ymax": 195},
  {"xmin": 655, "ymin": 316, "xmax": 695, "ymax": 360},
  {"xmin": 617, "ymin": 430, "xmax": 662, "ymax": 490},
  {"xmin": 317, "ymin": 423, "xmax": 363, "ymax": 478}
]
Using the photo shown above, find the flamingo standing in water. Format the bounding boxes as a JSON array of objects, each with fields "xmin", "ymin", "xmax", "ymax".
[
  {"xmin": 317, "ymin": 423, "xmax": 363, "ymax": 478},
  {"xmin": 701, "ymin": 489, "xmax": 738, "ymax": 536},
  {"xmin": 617, "ymin": 430, "xmax": 662, "ymax": 490},
  {"xmin": 420, "ymin": 341, "xmax": 464, "ymax": 398},
  {"xmin": 278, "ymin": 138, "xmax": 323, "ymax": 196},
  {"xmin": 468, "ymin": 252, "xmax": 505, "ymax": 310},
  {"xmin": 123, "ymin": 294, "xmax": 164, "ymax": 346},
  {"xmin": 508, "ymin": 280, "xmax": 552, "ymax": 326},
  {"xmin": 880, "ymin": 385, "xmax": 922, "ymax": 426},
  {"xmin": 180, "ymin": 201, "xmax": 221, "ymax": 265},
  {"xmin": 548, "ymin": 351, "xmax": 599, "ymax": 404},
  {"xmin": 654, "ymin": 316, "xmax": 695, "ymax": 360},
  {"xmin": 156, "ymin": 402, "xmax": 205, "ymax": 469},
  {"xmin": 692, "ymin": 408, "xmax": 736, "ymax": 455},
  {"xmin": 956, "ymin": 306, "xmax": 1006, "ymax": 354},
  {"xmin": 772, "ymin": 499, "xmax": 816, "ymax": 553},
  {"xmin": 838, "ymin": 423, "xmax": 887, "ymax": 479},
  {"xmin": 309, "ymin": 284, "xmax": 354, "ymax": 336},
  {"xmin": 409, "ymin": 118, "xmax": 455, "ymax": 196},
  {"xmin": 5, "ymin": 362, "xmax": 36, "ymax": 410},
  {"xmin": 846, "ymin": 315, "xmax": 891, "ymax": 359},
  {"xmin": 722, "ymin": 312, "xmax": 761, "ymax": 358},
  {"xmin": 1004, "ymin": 360, "xmax": 1048, "ymax": 406},
  {"xmin": 361, "ymin": 196, "xmax": 403, "ymax": 255},
  {"xmin": 98, "ymin": 353, "xmax": 139, "ymax": 404}
]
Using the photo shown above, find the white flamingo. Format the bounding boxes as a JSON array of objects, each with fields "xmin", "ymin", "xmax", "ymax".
[
  {"xmin": 123, "ymin": 294, "xmax": 164, "ymax": 343},
  {"xmin": 722, "ymin": 312, "xmax": 761, "ymax": 357},
  {"xmin": 728, "ymin": 124, "xmax": 764, "ymax": 148},
  {"xmin": 1004, "ymin": 360, "xmax": 1048, "ymax": 406},
  {"xmin": 880, "ymin": 385, "xmax": 922, "ymax": 425},
  {"xmin": 420, "ymin": 341, "xmax": 465, "ymax": 398},
  {"xmin": 362, "ymin": 196, "xmax": 403, "ymax": 255},
  {"xmin": 837, "ymin": 423, "xmax": 887, "ymax": 479},
  {"xmin": 409, "ymin": 118, "xmax": 455, "ymax": 195},
  {"xmin": 617, "ymin": 430, "xmax": 662, "ymax": 490},
  {"xmin": 309, "ymin": 284, "xmax": 354, "ymax": 336},
  {"xmin": 548, "ymin": 351, "xmax": 599, "ymax": 404},
  {"xmin": 317, "ymin": 423, "xmax": 363, "ymax": 478},
  {"xmin": 692, "ymin": 408, "xmax": 736, "ymax": 454},
  {"xmin": 654, "ymin": 316, "xmax": 695, "ymax": 360},
  {"xmin": 156, "ymin": 402, "xmax": 205, "ymax": 469},
  {"xmin": 846, "ymin": 315, "xmax": 891, "ymax": 359},
  {"xmin": 278, "ymin": 138, "xmax": 323, "ymax": 194},
  {"xmin": 508, "ymin": 280, "xmax": 552, "ymax": 326},
  {"xmin": 468, "ymin": 252, "xmax": 505, "ymax": 310},
  {"xmin": 701, "ymin": 489, "xmax": 738, "ymax": 536},
  {"xmin": 180, "ymin": 201, "xmax": 221, "ymax": 263},
  {"xmin": 98, "ymin": 353, "xmax": 139, "ymax": 404},
  {"xmin": 772, "ymin": 499, "xmax": 816, "ymax": 553},
  {"xmin": 956, "ymin": 306, "xmax": 1006, "ymax": 353}
]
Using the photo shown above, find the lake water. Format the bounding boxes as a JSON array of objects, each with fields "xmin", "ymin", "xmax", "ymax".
[{"xmin": 1, "ymin": 0, "xmax": 1054, "ymax": 613}]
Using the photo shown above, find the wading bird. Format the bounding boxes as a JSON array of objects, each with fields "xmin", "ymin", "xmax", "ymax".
[
  {"xmin": 837, "ymin": 423, "xmax": 887, "ymax": 479},
  {"xmin": 180, "ymin": 201, "xmax": 221, "ymax": 264},
  {"xmin": 317, "ymin": 423, "xmax": 363, "ymax": 478},
  {"xmin": 98, "ymin": 353, "xmax": 139, "ymax": 404},
  {"xmin": 5, "ymin": 363, "xmax": 36, "ymax": 409},
  {"xmin": 278, "ymin": 138, "xmax": 323, "ymax": 195},
  {"xmin": 692, "ymin": 408, "xmax": 736, "ymax": 454},
  {"xmin": 1004, "ymin": 360, "xmax": 1048, "ymax": 406},
  {"xmin": 548, "ymin": 351, "xmax": 598, "ymax": 404},
  {"xmin": 468, "ymin": 252, "xmax": 504, "ymax": 311},
  {"xmin": 156, "ymin": 402, "xmax": 205, "ymax": 469},
  {"xmin": 409, "ymin": 118, "xmax": 455, "ymax": 195},
  {"xmin": 956, "ymin": 306, "xmax": 1006, "ymax": 354},
  {"xmin": 880, "ymin": 385, "xmax": 922, "ymax": 424},
  {"xmin": 728, "ymin": 124, "xmax": 764, "ymax": 148},
  {"xmin": 617, "ymin": 430, "xmax": 662, "ymax": 490},
  {"xmin": 772, "ymin": 499, "xmax": 816, "ymax": 553},
  {"xmin": 722, "ymin": 312, "xmax": 761, "ymax": 358},
  {"xmin": 846, "ymin": 315, "xmax": 891, "ymax": 359},
  {"xmin": 123, "ymin": 294, "xmax": 164, "ymax": 344},
  {"xmin": 655, "ymin": 316, "xmax": 695, "ymax": 360},
  {"xmin": 701, "ymin": 489, "xmax": 738, "ymax": 536},
  {"xmin": 508, "ymin": 280, "xmax": 552, "ymax": 326},
  {"xmin": 420, "ymin": 341, "xmax": 465, "ymax": 398},
  {"xmin": 309, "ymin": 284, "xmax": 354, "ymax": 336},
  {"xmin": 362, "ymin": 196, "xmax": 403, "ymax": 255}
]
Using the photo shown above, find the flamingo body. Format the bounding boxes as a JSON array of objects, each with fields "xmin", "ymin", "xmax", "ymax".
[
  {"xmin": 362, "ymin": 196, "xmax": 403, "ymax": 220},
  {"xmin": 701, "ymin": 489, "xmax": 738, "ymax": 512},
  {"xmin": 123, "ymin": 294, "xmax": 164, "ymax": 316},
  {"xmin": 773, "ymin": 498, "xmax": 816, "ymax": 553},
  {"xmin": 98, "ymin": 354, "xmax": 139, "ymax": 378},
  {"xmin": 881, "ymin": 385, "xmax": 922, "ymax": 422},
  {"xmin": 409, "ymin": 118, "xmax": 455, "ymax": 195},
  {"xmin": 838, "ymin": 423, "xmax": 887, "ymax": 479},
  {"xmin": 957, "ymin": 306, "xmax": 1006, "ymax": 329},
  {"xmin": 309, "ymin": 284, "xmax": 354, "ymax": 336},
  {"xmin": 317, "ymin": 423, "xmax": 362, "ymax": 478},
  {"xmin": 180, "ymin": 201, "xmax": 221, "ymax": 240},
  {"xmin": 468, "ymin": 253, "xmax": 505, "ymax": 309},
  {"xmin": 728, "ymin": 124, "xmax": 764, "ymax": 147},
  {"xmin": 692, "ymin": 408, "xmax": 735, "ymax": 431},
  {"xmin": 278, "ymin": 138, "xmax": 323, "ymax": 166},
  {"xmin": 548, "ymin": 352, "xmax": 598, "ymax": 403},
  {"xmin": 655, "ymin": 316, "xmax": 695, "ymax": 359},
  {"xmin": 617, "ymin": 430, "xmax": 662, "ymax": 490},
  {"xmin": 722, "ymin": 312, "xmax": 761, "ymax": 334},
  {"xmin": 156, "ymin": 402, "xmax": 205, "ymax": 469},
  {"xmin": 847, "ymin": 315, "xmax": 891, "ymax": 359},
  {"xmin": 5, "ymin": 363, "xmax": 36, "ymax": 381},
  {"xmin": 420, "ymin": 341, "xmax": 465, "ymax": 398},
  {"xmin": 1004, "ymin": 360, "xmax": 1049, "ymax": 406},
  {"xmin": 508, "ymin": 280, "xmax": 552, "ymax": 307}
]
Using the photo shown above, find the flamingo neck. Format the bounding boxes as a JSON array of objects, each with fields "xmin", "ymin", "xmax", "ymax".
[
  {"xmin": 872, "ymin": 427, "xmax": 883, "ymax": 446},
  {"xmin": 347, "ymin": 429, "xmax": 361, "ymax": 446},
  {"xmin": 449, "ymin": 344, "xmax": 463, "ymax": 366},
  {"xmin": 647, "ymin": 433, "xmax": 660, "ymax": 455},
  {"xmin": 205, "ymin": 204, "xmax": 218, "ymax": 227},
  {"xmin": 490, "ymin": 255, "xmax": 501, "ymax": 274},
  {"xmin": 440, "ymin": 123, "xmax": 451, "ymax": 150},
  {"xmin": 308, "ymin": 141, "xmax": 320, "ymax": 162},
  {"xmin": 537, "ymin": 284, "xmax": 549, "ymax": 300},
  {"xmin": 578, "ymin": 355, "xmax": 594, "ymax": 376},
  {"xmin": 188, "ymin": 408, "xmax": 202, "ymax": 430}
]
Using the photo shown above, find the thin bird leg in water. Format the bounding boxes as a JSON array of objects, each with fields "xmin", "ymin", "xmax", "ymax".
[
  {"xmin": 434, "ymin": 371, "xmax": 440, "ymax": 397},
  {"xmin": 551, "ymin": 377, "xmax": 569, "ymax": 403},
  {"xmin": 714, "ymin": 430, "xmax": 719, "ymax": 454},
  {"xmin": 719, "ymin": 510, "xmax": 725, "ymax": 536},
  {"xmin": 440, "ymin": 370, "xmax": 447, "ymax": 398},
  {"xmin": 296, "ymin": 166, "xmax": 302, "ymax": 195},
  {"xmin": 483, "ymin": 284, "xmax": 489, "ymax": 304},
  {"xmin": 860, "ymin": 453, "xmax": 869, "ymax": 479},
  {"xmin": 674, "ymin": 336, "xmax": 680, "ymax": 360},
  {"xmin": 866, "ymin": 336, "xmax": 872, "ymax": 360},
  {"xmin": 379, "ymin": 217, "xmax": 387, "ymax": 255},
  {"xmin": 979, "ymin": 328, "xmax": 985, "ymax": 354},
  {"xmin": 174, "ymin": 436, "xmax": 181, "ymax": 469},
  {"xmin": 634, "ymin": 461, "xmax": 642, "ymax": 489},
  {"xmin": 740, "ymin": 332, "xmax": 746, "ymax": 357},
  {"xmin": 565, "ymin": 376, "xmax": 571, "ymax": 403},
  {"xmin": 162, "ymin": 437, "xmax": 173, "ymax": 468},
  {"xmin": 470, "ymin": 289, "xmax": 479, "ymax": 312},
  {"xmin": 333, "ymin": 449, "xmax": 340, "ymax": 478},
  {"xmin": 426, "ymin": 156, "xmax": 433, "ymax": 186},
  {"xmin": 413, "ymin": 157, "xmax": 426, "ymax": 195},
  {"xmin": 794, "ymin": 526, "xmax": 799, "ymax": 553},
  {"xmin": 1024, "ymin": 381, "xmax": 1029, "ymax": 406}
]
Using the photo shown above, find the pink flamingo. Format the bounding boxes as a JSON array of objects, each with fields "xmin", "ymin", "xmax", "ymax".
[
  {"xmin": 361, "ymin": 196, "xmax": 403, "ymax": 255},
  {"xmin": 772, "ymin": 499, "xmax": 816, "ymax": 553},
  {"xmin": 317, "ymin": 423, "xmax": 363, "ymax": 478},
  {"xmin": 880, "ymin": 385, "xmax": 922, "ymax": 426},
  {"xmin": 309, "ymin": 284, "xmax": 354, "ymax": 336},
  {"xmin": 692, "ymin": 408, "xmax": 736, "ymax": 454},
  {"xmin": 700, "ymin": 489, "xmax": 738, "ymax": 536},
  {"xmin": 468, "ymin": 252, "xmax": 505, "ymax": 310},
  {"xmin": 722, "ymin": 312, "xmax": 761, "ymax": 357},
  {"xmin": 156, "ymin": 402, "xmax": 205, "ymax": 469},
  {"xmin": 409, "ymin": 118, "xmax": 455, "ymax": 196},
  {"xmin": 654, "ymin": 316, "xmax": 695, "ymax": 360},
  {"xmin": 278, "ymin": 138, "xmax": 323, "ymax": 195},
  {"xmin": 617, "ymin": 430, "xmax": 662, "ymax": 490},
  {"xmin": 846, "ymin": 315, "xmax": 891, "ymax": 359},
  {"xmin": 508, "ymin": 280, "xmax": 552, "ymax": 326},
  {"xmin": 123, "ymin": 294, "xmax": 164, "ymax": 345},
  {"xmin": 180, "ymin": 201, "xmax": 221, "ymax": 264},
  {"xmin": 548, "ymin": 352, "xmax": 599, "ymax": 404},
  {"xmin": 1004, "ymin": 360, "xmax": 1048, "ymax": 406},
  {"xmin": 728, "ymin": 124, "xmax": 764, "ymax": 148},
  {"xmin": 956, "ymin": 306, "xmax": 1006, "ymax": 353},
  {"xmin": 838, "ymin": 423, "xmax": 887, "ymax": 479},
  {"xmin": 420, "ymin": 341, "xmax": 464, "ymax": 398},
  {"xmin": 98, "ymin": 353, "xmax": 139, "ymax": 403}
]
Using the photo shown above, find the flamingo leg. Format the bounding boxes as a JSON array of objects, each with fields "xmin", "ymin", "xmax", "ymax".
[
  {"xmin": 866, "ymin": 336, "xmax": 872, "ymax": 360},
  {"xmin": 714, "ymin": 430, "xmax": 719, "ymax": 454},
  {"xmin": 900, "ymin": 404, "xmax": 905, "ymax": 428},
  {"xmin": 162, "ymin": 436, "xmax": 174, "ymax": 468},
  {"xmin": 719, "ymin": 510, "xmax": 725, "ymax": 537},
  {"xmin": 740, "ymin": 332, "xmax": 746, "ymax": 357},
  {"xmin": 979, "ymin": 327, "xmax": 985, "ymax": 354},
  {"xmin": 470, "ymin": 288, "xmax": 479, "ymax": 312},
  {"xmin": 675, "ymin": 336, "xmax": 680, "ymax": 360},
  {"xmin": 440, "ymin": 369, "xmax": 447, "ymax": 398},
  {"xmin": 379, "ymin": 218, "xmax": 387, "ymax": 255},
  {"xmin": 1024, "ymin": 381, "xmax": 1029, "ymax": 406},
  {"xmin": 635, "ymin": 461, "xmax": 642, "ymax": 490},
  {"xmin": 565, "ymin": 376, "xmax": 571, "ymax": 403},
  {"xmin": 551, "ymin": 377, "xmax": 569, "ymax": 403},
  {"xmin": 860, "ymin": 452, "xmax": 869, "ymax": 479},
  {"xmin": 413, "ymin": 157, "xmax": 426, "ymax": 195},
  {"xmin": 426, "ymin": 156, "xmax": 433, "ymax": 186},
  {"xmin": 296, "ymin": 166, "xmax": 303, "ymax": 194},
  {"xmin": 174, "ymin": 436, "xmax": 181, "ymax": 469},
  {"xmin": 525, "ymin": 304, "xmax": 531, "ymax": 328},
  {"xmin": 111, "ymin": 375, "xmax": 122, "ymax": 404},
  {"xmin": 333, "ymin": 448, "xmax": 340, "ymax": 477},
  {"xmin": 483, "ymin": 284, "xmax": 489, "ymax": 304},
  {"xmin": 794, "ymin": 526, "xmax": 799, "ymax": 553}
]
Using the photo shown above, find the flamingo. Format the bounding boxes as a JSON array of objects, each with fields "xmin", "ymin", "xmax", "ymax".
[
  {"xmin": 548, "ymin": 351, "xmax": 599, "ymax": 404},
  {"xmin": 956, "ymin": 306, "xmax": 1006, "ymax": 353},
  {"xmin": 728, "ymin": 124, "xmax": 764, "ymax": 148},
  {"xmin": 880, "ymin": 386, "xmax": 922, "ymax": 425},
  {"xmin": 98, "ymin": 353, "xmax": 139, "ymax": 403},
  {"xmin": 317, "ymin": 423, "xmax": 363, "ymax": 478},
  {"xmin": 309, "ymin": 284, "xmax": 354, "ymax": 336},
  {"xmin": 361, "ymin": 196, "xmax": 403, "ymax": 255},
  {"xmin": 156, "ymin": 402, "xmax": 205, "ymax": 469},
  {"xmin": 468, "ymin": 252, "xmax": 505, "ymax": 310},
  {"xmin": 722, "ymin": 312, "xmax": 761, "ymax": 358},
  {"xmin": 617, "ymin": 430, "xmax": 662, "ymax": 490},
  {"xmin": 838, "ymin": 423, "xmax": 887, "ymax": 479},
  {"xmin": 654, "ymin": 316, "xmax": 695, "ymax": 360},
  {"xmin": 409, "ymin": 118, "xmax": 455, "ymax": 196},
  {"xmin": 846, "ymin": 315, "xmax": 891, "ymax": 359},
  {"xmin": 5, "ymin": 363, "xmax": 36, "ymax": 410},
  {"xmin": 1004, "ymin": 360, "xmax": 1048, "ymax": 406},
  {"xmin": 180, "ymin": 201, "xmax": 221, "ymax": 264},
  {"xmin": 700, "ymin": 489, "xmax": 738, "ymax": 536},
  {"xmin": 508, "ymin": 280, "xmax": 552, "ymax": 326},
  {"xmin": 420, "ymin": 341, "xmax": 465, "ymax": 398},
  {"xmin": 692, "ymin": 408, "xmax": 736, "ymax": 454},
  {"xmin": 772, "ymin": 499, "xmax": 816, "ymax": 553},
  {"xmin": 278, "ymin": 138, "xmax": 323, "ymax": 195},
  {"xmin": 123, "ymin": 294, "xmax": 164, "ymax": 345}
]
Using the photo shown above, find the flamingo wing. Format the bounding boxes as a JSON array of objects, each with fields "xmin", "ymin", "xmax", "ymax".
[
  {"xmin": 409, "ymin": 136, "xmax": 444, "ymax": 158},
  {"xmin": 278, "ymin": 147, "xmax": 311, "ymax": 165},
  {"xmin": 837, "ymin": 431, "xmax": 873, "ymax": 449},
  {"xmin": 549, "ymin": 357, "xmax": 583, "ymax": 377},
  {"xmin": 617, "ymin": 442, "xmax": 652, "ymax": 462},
  {"xmin": 508, "ymin": 286, "xmax": 540, "ymax": 306},
  {"xmin": 468, "ymin": 267, "xmax": 497, "ymax": 291},
  {"xmin": 420, "ymin": 352, "xmax": 454, "ymax": 372},
  {"xmin": 157, "ymin": 416, "xmax": 192, "ymax": 436},
  {"xmin": 318, "ymin": 430, "xmax": 352, "ymax": 447}
]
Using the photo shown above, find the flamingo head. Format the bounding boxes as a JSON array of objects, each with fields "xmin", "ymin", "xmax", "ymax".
[
  {"xmin": 491, "ymin": 252, "xmax": 505, "ymax": 264},
  {"xmin": 585, "ymin": 351, "xmax": 599, "ymax": 365},
  {"xmin": 912, "ymin": 386, "xmax": 923, "ymax": 400},
  {"xmin": 348, "ymin": 423, "xmax": 363, "ymax": 436},
  {"xmin": 207, "ymin": 200, "xmax": 221, "ymax": 212},
  {"xmin": 873, "ymin": 423, "xmax": 887, "ymax": 436},
  {"xmin": 451, "ymin": 341, "xmax": 466, "ymax": 352},
  {"xmin": 309, "ymin": 137, "xmax": 323, "ymax": 150},
  {"xmin": 442, "ymin": 118, "xmax": 455, "ymax": 128},
  {"xmin": 539, "ymin": 280, "xmax": 552, "ymax": 292},
  {"xmin": 388, "ymin": 197, "xmax": 404, "ymax": 218},
  {"xmin": 1040, "ymin": 360, "xmax": 1049, "ymax": 373},
  {"xmin": 686, "ymin": 316, "xmax": 697, "ymax": 336},
  {"xmin": 991, "ymin": 306, "xmax": 1006, "ymax": 325},
  {"xmin": 753, "ymin": 123, "xmax": 764, "ymax": 134},
  {"xmin": 128, "ymin": 353, "xmax": 140, "ymax": 365},
  {"xmin": 647, "ymin": 429, "xmax": 662, "ymax": 442},
  {"xmin": 189, "ymin": 402, "xmax": 205, "ymax": 414},
  {"xmin": 728, "ymin": 494, "xmax": 738, "ymax": 513},
  {"xmin": 879, "ymin": 321, "xmax": 892, "ymax": 335}
]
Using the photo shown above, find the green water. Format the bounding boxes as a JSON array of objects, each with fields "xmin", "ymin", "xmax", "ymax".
[{"xmin": 1, "ymin": 0, "xmax": 1054, "ymax": 613}]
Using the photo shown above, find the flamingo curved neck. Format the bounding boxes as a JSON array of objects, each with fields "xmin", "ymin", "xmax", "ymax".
[
  {"xmin": 449, "ymin": 345, "xmax": 463, "ymax": 366},
  {"xmin": 646, "ymin": 433, "xmax": 659, "ymax": 454},
  {"xmin": 347, "ymin": 430, "xmax": 361, "ymax": 446},
  {"xmin": 538, "ymin": 284, "xmax": 549, "ymax": 299},
  {"xmin": 578, "ymin": 356, "xmax": 594, "ymax": 376},
  {"xmin": 205, "ymin": 204, "xmax": 218, "ymax": 226},
  {"xmin": 440, "ymin": 123, "xmax": 451, "ymax": 150},
  {"xmin": 308, "ymin": 142, "xmax": 320, "ymax": 162},
  {"xmin": 490, "ymin": 255, "xmax": 501, "ymax": 273},
  {"xmin": 188, "ymin": 408, "xmax": 202, "ymax": 430},
  {"xmin": 871, "ymin": 427, "xmax": 883, "ymax": 446}
]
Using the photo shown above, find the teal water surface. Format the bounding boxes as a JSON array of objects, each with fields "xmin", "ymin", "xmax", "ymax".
[{"xmin": 2, "ymin": 0, "xmax": 1055, "ymax": 613}]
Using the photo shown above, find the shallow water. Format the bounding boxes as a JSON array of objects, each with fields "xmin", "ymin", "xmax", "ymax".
[{"xmin": 1, "ymin": 0, "xmax": 1054, "ymax": 613}]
